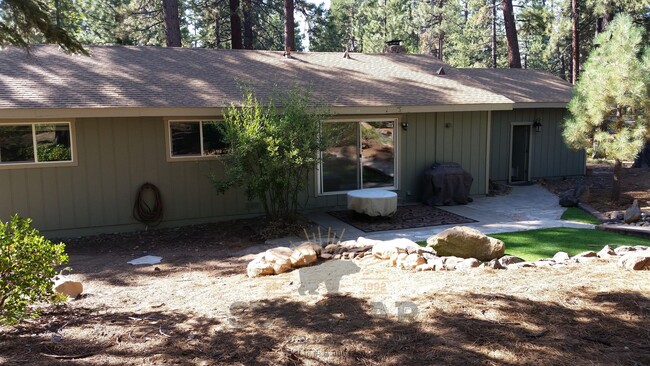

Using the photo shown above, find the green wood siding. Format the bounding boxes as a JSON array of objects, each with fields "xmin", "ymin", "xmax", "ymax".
[
  {"xmin": 0, "ymin": 117, "xmax": 260, "ymax": 235},
  {"xmin": 0, "ymin": 112, "xmax": 490, "ymax": 235},
  {"xmin": 490, "ymin": 108, "xmax": 586, "ymax": 182},
  {"xmin": 400, "ymin": 111, "xmax": 488, "ymax": 201}
]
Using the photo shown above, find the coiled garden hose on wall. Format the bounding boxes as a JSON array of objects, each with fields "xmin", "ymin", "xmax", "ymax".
[{"xmin": 133, "ymin": 182, "xmax": 163, "ymax": 227}]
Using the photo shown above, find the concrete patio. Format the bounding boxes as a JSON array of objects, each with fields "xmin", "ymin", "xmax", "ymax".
[{"xmin": 272, "ymin": 184, "xmax": 594, "ymax": 246}]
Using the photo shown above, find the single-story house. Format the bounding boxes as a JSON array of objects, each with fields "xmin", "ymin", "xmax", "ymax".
[{"xmin": 0, "ymin": 46, "xmax": 585, "ymax": 236}]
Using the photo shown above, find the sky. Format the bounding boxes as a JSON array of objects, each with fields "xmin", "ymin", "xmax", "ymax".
[
  {"xmin": 309, "ymin": 0, "xmax": 331, "ymax": 9},
  {"xmin": 299, "ymin": 0, "xmax": 331, "ymax": 51}
]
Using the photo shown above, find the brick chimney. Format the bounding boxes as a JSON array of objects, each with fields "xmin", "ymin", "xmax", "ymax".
[{"xmin": 383, "ymin": 39, "xmax": 406, "ymax": 54}]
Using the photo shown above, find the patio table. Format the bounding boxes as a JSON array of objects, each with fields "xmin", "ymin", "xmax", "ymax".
[{"xmin": 347, "ymin": 189, "xmax": 397, "ymax": 217}]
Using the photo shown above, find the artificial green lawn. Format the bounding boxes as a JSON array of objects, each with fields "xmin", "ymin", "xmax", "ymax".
[
  {"xmin": 560, "ymin": 207, "xmax": 601, "ymax": 225},
  {"xmin": 490, "ymin": 228, "xmax": 650, "ymax": 261}
]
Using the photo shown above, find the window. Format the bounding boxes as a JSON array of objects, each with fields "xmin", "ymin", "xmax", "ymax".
[
  {"xmin": 0, "ymin": 122, "xmax": 73, "ymax": 166},
  {"xmin": 168, "ymin": 120, "xmax": 227, "ymax": 159},
  {"xmin": 320, "ymin": 119, "xmax": 397, "ymax": 194}
]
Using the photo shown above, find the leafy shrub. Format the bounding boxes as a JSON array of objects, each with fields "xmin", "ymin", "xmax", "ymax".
[
  {"xmin": 0, "ymin": 215, "xmax": 68, "ymax": 324},
  {"xmin": 212, "ymin": 86, "xmax": 329, "ymax": 221},
  {"xmin": 37, "ymin": 143, "xmax": 72, "ymax": 162}
]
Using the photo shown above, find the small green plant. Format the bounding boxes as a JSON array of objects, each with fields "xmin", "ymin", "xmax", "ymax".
[{"xmin": 0, "ymin": 215, "xmax": 68, "ymax": 324}]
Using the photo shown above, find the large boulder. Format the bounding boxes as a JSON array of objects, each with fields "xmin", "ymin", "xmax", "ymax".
[
  {"xmin": 624, "ymin": 200, "xmax": 642, "ymax": 223},
  {"xmin": 498, "ymin": 255, "xmax": 525, "ymax": 267},
  {"xmin": 618, "ymin": 253, "xmax": 650, "ymax": 270},
  {"xmin": 264, "ymin": 247, "xmax": 293, "ymax": 262},
  {"xmin": 53, "ymin": 278, "xmax": 83, "ymax": 298},
  {"xmin": 247, "ymin": 256, "xmax": 275, "ymax": 277},
  {"xmin": 559, "ymin": 190, "xmax": 579, "ymax": 207},
  {"xmin": 426, "ymin": 226, "xmax": 505, "ymax": 261},
  {"xmin": 614, "ymin": 246, "xmax": 637, "ymax": 255},
  {"xmin": 559, "ymin": 185, "xmax": 586, "ymax": 207},
  {"xmin": 456, "ymin": 258, "xmax": 481, "ymax": 270},
  {"xmin": 248, "ymin": 246, "xmax": 299, "ymax": 277},
  {"xmin": 265, "ymin": 246, "xmax": 294, "ymax": 274},
  {"xmin": 371, "ymin": 238, "xmax": 422, "ymax": 260},
  {"xmin": 290, "ymin": 242, "xmax": 320, "ymax": 268},
  {"xmin": 397, "ymin": 253, "xmax": 426, "ymax": 270},
  {"xmin": 552, "ymin": 251, "xmax": 570, "ymax": 262},
  {"xmin": 484, "ymin": 258, "xmax": 505, "ymax": 269},
  {"xmin": 597, "ymin": 245, "xmax": 617, "ymax": 259}
]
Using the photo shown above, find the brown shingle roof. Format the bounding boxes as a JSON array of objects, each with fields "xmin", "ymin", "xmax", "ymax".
[
  {"xmin": 0, "ymin": 46, "xmax": 507, "ymax": 110},
  {"xmin": 460, "ymin": 68, "xmax": 573, "ymax": 104},
  {"xmin": 0, "ymin": 46, "xmax": 571, "ymax": 112}
]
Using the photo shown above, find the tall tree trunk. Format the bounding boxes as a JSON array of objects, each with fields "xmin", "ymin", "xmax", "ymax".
[
  {"xmin": 501, "ymin": 0, "xmax": 522, "ymax": 68},
  {"xmin": 243, "ymin": 0, "xmax": 253, "ymax": 49},
  {"xmin": 491, "ymin": 0, "xmax": 497, "ymax": 68},
  {"xmin": 612, "ymin": 159, "xmax": 622, "ymax": 201},
  {"xmin": 596, "ymin": 13, "xmax": 613, "ymax": 34},
  {"xmin": 162, "ymin": 0, "xmax": 182, "ymax": 47},
  {"xmin": 571, "ymin": 0, "xmax": 579, "ymax": 84},
  {"xmin": 437, "ymin": 0, "xmax": 445, "ymax": 60},
  {"xmin": 567, "ymin": 53, "xmax": 573, "ymax": 82},
  {"xmin": 559, "ymin": 49, "xmax": 566, "ymax": 80},
  {"xmin": 54, "ymin": 0, "xmax": 62, "ymax": 27},
  {"xmin": 284, "ymin": 0, "xmax": 295, "ymax": 51},
  {"xmin": 215, "ymin": 4, "xmax": 222, "ymax": 48},
  {"xmin": 230, "ymin": 0, "xmax": 243, "ymax": 49}
]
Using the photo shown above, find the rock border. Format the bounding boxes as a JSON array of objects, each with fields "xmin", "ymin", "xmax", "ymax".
[{"xmin": 248, "ymin": 237, "xmax": 650, "ymax": 278}]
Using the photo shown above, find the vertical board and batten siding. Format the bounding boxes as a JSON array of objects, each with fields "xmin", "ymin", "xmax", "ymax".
[
  {"xmin": 0, "ymin": 112, "xmax": 490, "ymax": 235},
  {"xmin": 307, "ymin": 111, "xmax": 489, "ymax": 208},
  {"xmin": 489, "ymin": 108, "xmax": 586, "ymax": 182},
  {"xmin": 0, "ymin": 117, "xmax": 260, "ymax": 235},
  {"xmin": 400, "ymin": 111, "xmax": 488, "ymax": 201}
]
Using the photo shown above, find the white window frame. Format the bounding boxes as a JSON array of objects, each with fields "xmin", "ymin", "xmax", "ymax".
[
  {"xmin": 166, "ymin": 119, "xmax": 227, "ymax": 162},
  {"xmin": 0, "ymin": 121, "xmax": 77, "ymax": 169},
  {"xmin": 317, "ymin": 117, "xmax": 400, "ymax": 196}
]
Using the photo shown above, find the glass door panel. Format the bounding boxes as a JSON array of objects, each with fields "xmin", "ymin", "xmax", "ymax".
[
  {"xmin": 321, "ymin": 122, "xmax": 359, "ymax": 193},
  {"xmin": 361, "ymin": 121, "xmax": 395, "ymax": 188}
]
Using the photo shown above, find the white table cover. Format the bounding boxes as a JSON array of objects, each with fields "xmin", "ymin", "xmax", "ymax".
[{"xmin": 347, "ymin": 189, "xmax": 397, "ymax": 217}]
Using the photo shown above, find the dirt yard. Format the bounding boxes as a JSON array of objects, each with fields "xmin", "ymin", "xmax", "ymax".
[
  {"xmin": 542, "ymin": 163, "xmax": 650, "ymax": 214},
  {"xmin": 1, "ymin": 220, "xmax": 649, "ymax": 365}
]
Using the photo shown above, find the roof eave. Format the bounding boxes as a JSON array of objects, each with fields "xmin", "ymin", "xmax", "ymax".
[
  {"xmin": 0, "ymin": 107, "xmax": 227, "ymax": 120},
  {"xmin": 0, "ymin": 103, "xmax": 516, "ymax": 120},
  {"xmin": 512, "ymin": 102, "xmax": 568, "ymax": 109},
  {"xmin": 331, "ymin": 103, "xmax": 513, "ymax": 115}
]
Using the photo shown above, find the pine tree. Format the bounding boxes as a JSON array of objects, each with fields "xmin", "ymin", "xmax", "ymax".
[
  {"xmin": 0, "ymin": 0, "xmax": 86, "ymax": 53},
  {"xmin": 163, "ymin": 0, "xmax": 182, "ymax": 46},
  {"xmin": 563, "ymin": 14, "xmax": 650, "ymax": 201},
  {"xmin": 501, "ymin": 0, "xmax": 521, "ymax": 67},
  {"xmin": 309, "ymin": 0, "xmax": 357, "ymax": 52},
  {"xmin": 443, "ymin": 0, "xmax": 507, "ymax": 68}
]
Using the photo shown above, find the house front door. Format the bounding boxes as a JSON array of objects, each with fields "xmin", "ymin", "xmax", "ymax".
[{"xmin": 510, "ymin": 124, "xmax": 531, "ymax": 183}]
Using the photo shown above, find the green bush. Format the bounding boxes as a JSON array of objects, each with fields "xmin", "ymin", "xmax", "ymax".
[
  {"xmin": 212, "ymin": 86, "xmax": 329, "ymax": 221},
  {"xmin": 37, "ymin": 143, "xmax": 72, "ymax": 162},
  {"xmin": 0, "ymin": 215, "xmax": 68, "ymax": 324}
]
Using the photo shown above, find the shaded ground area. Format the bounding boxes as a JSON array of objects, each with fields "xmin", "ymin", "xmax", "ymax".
[
  {"xmin": 542, "ymin": 163, "xmax": 650, "ymax": 213},
  {"xmin": 328, "ymin": 204, "xmax": 476, "ymax": 233},
  {"xmin": 1, "ymin": 220, "xmax": 649, "ymax": 365}
]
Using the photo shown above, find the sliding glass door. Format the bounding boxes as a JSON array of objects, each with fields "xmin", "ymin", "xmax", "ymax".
[
  {"xmin": 321, "ymin": 122, "xmax": 359, "ymax": 192},
  {"xmin": 320, "ymin": 119, "xmax": 397, "ymax": 194}
]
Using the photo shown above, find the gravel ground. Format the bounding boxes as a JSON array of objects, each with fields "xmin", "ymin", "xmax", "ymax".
[
  {"xmin": 2, "ymin": 164, "xmax": 650, "ymax": 365},
  {"xmin": 1, "ymin": 219, "xmax": 649, "ymax": 365}
]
